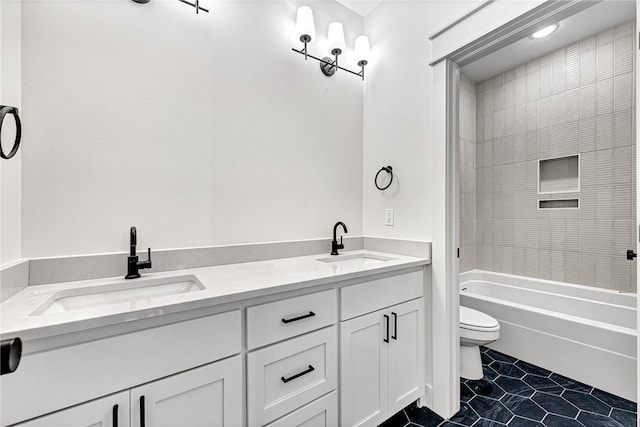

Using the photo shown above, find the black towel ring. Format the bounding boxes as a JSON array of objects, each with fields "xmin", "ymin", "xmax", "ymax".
[
  {"xmin": 0, "ymin": 106, "xmax": 21, "ymax": 160},
  {"xmin": 375, "ymin": 166, "xmax": 393, "ymax": 191}
]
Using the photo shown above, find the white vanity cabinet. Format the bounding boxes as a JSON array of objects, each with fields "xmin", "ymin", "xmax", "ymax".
[
  {"xmin": 13, "ymin": 391, "xmax": 130, "ymax": 427},
  {"xmin": 5, "ymin": 263, "xmax": 428, "ymax": 427},
  {"xmin": 339, "ymin": 271, "xmax": 424, "ymax": 427}
]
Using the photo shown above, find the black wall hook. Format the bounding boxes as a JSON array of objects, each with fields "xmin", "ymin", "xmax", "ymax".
[
  {"xmin": 375, "ymin": 166, "xmax": 393, "ymax": 191},
  {"xmin": 0, "ymin": 105, "xmax": 21, "ymax": 160}
]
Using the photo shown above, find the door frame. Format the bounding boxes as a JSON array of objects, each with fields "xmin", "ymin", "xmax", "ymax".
[
  {"xmin": 636, "ymin": 0, "xmax": 639, "ymax": 409},
  {"xmin": 429, "ymin": 0, "xmax": 637, "ymax": 418}
]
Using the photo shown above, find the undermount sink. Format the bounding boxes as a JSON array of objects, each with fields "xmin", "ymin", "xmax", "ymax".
[
  {"xmin": 316, "ymin": 253, "xmax": 396, "ymax": 267},
  {"xmin": 30, "ymin": 275, "xmax": 205, "ymax": 316}
]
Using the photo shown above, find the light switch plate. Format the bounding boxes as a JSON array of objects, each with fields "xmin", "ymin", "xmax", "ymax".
[{"xmin": 385, "ymin": 209, "xmax": 394, "ymax": 226}]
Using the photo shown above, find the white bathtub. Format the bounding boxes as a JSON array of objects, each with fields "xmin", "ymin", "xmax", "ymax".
[{"xmin": 460, "ymin": 269, "xmax": 637, "ymax": 402}]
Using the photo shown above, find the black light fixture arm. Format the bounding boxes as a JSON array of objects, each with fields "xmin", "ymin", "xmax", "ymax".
[
  {"xmin": 177, "ymin": 0, "xmax": 209, "ymax": 13},
  {"xmin": 132, "ymin": 0, "xmax": 208, "ymax": 14},
  {"xmin": 358, "ymin": 60, "xmax": 367, "ymax": 81},
  {"xmin": 291, "ymin": 47, "xmax": 365, "ymax": 80}
]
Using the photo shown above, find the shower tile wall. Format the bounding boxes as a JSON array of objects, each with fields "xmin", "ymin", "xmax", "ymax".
[
  {"xmin": 465, "ymin": 21, "xmax": 637, "ymax": 292},
  {"xmin": 460, "ymin": 75, "xmax": 477, "ymax": 273}
]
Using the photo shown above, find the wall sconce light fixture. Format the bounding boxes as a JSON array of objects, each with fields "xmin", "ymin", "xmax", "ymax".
[{"xmin": 292, "ymin": 6, "xmax": 370, "ymax": 81}]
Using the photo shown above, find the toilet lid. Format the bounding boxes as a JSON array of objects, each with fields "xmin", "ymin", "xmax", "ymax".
[{"xmin": 460, "ymin": 306, "xmax": 499, "ymax": 330}]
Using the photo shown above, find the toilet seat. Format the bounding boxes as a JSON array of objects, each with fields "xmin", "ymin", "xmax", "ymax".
[{"xmin": 460, "ymin": 306, "xmax": 500, "ymax": 332}]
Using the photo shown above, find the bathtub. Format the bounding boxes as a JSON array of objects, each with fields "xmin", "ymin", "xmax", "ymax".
[{"xmin": 460, "ymin": 270, "xmax": 637, "ymax": 402}]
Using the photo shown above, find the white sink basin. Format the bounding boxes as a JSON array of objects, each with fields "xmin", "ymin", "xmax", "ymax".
[
  {"xmin": 31, "ymin": 275, "xmax": 205, "ymax": 316},
  {"xmin": 316, "ymin": 253, "xmax": 396, "ymax": 267}
]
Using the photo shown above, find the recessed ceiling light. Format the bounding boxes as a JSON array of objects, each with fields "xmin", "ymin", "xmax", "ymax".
[{"xmin": 531, "ymin": 24, "xmax": 559, "ymax": 39}]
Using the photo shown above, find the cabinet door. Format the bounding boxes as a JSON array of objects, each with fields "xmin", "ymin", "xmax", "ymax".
[
  {"xmin": 14, "ymin": 391, "xmax": 129, "ymax": 427},
  {"xmin": 388, "ymin": 298, "xmax": 424, "ymax": 415},
  {"xmin": 340, "ymin": 309, "xmax": 389, "ymax": 427},
  {"xmin": 130, "ymin": 355, "xmax": 242, "ymax": 427}
]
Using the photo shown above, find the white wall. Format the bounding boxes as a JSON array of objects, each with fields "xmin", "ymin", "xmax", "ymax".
[
  {"xmin": 0, "ymin": 0, "xmax": 22, "ymax": 265},
  {"xmin": 362, "ymin": 0, "xmax": 554, "ymax": 418},
  {"xmin": 362, "ymin": 1, "xmax": 476, "ymax": 241},
  {"xmin": 362, "ymin": 2, "xmax": 479, "ymax": 417},
  {"xmin": 20, "ymin": 0, "xmax": 364, "ymax": 258}
]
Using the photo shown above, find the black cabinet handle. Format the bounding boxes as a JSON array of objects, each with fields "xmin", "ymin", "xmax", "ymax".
[
  {"xmin": 112, "ymin": 404, "xmax": 118, "ymax": 427},
  {"xmin": 282, "ymin": 311, "xmax": 316, "ymax": 324},
  {"xmin": 140, "ymin": 396, "xmax": 146, "ymax": 427},
  {"xmin": 627, "ymin": 250, "xmax": 637, "ymax": 260},
  {"xmin": 391, "ymin": 312, "xmax": 398, "ymax": 340},
  {"xmin": 281, "ymin": 365, "xmax": 315, "ymax": 383},
  {"xmin": 383, "ymin": 314, "xmax": 389, "ymax": 343}
]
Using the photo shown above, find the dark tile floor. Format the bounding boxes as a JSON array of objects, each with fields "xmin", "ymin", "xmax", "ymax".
[{"xmin": 380, "ymin": 346, "xmax": 637, "ymax": 427}]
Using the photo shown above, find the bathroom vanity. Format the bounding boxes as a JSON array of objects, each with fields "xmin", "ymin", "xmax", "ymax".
[{"xmin": 0, "ymin": 251, "xmax": 428, "ymax": 427}]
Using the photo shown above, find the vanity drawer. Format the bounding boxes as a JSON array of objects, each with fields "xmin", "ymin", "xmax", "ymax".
[
  {"xmin": 247, "ymin": 326, "xmax": 338, "ymax": 426},
  {"xmin": 247, "ymin": 289, "xmax": 337, "ymax": 349},
  {"xmin": 265, "ymin": 391, "xmax": 338, "ymax": 427},
  {"xmin": 340, "ymin": 270, "xmax": 423, "ymax": 320}
]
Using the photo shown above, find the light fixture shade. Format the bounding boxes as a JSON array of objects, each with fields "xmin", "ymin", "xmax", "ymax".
[
  {"xmin": 354, "ymin": 35, "xmax": 370, "ymax": 65},
  {"xmin": 296, "ymin": 6, "xmax": 315, "ymax": 43},
  {"xmin": 327, "ymin": 21, "xmax": 346, "ymax": 55}
]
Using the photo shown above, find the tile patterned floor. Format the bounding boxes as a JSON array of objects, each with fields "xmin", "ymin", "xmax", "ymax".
[{"xmin": 380, "ymin": 347, "xmax": 637, "ymax": 427}]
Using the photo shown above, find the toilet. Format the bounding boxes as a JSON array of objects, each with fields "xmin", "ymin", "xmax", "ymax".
[{"xmin": 460, "ymin": 306, "xmax": 501, "ymax": 380}]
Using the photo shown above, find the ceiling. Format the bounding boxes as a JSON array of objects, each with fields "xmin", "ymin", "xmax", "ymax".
[
  {"xmin": 336, "ymin": 0, "xmax": 383, "ymax": 17},
  {"xmin": 461, "ymin": 0, "xmax": 636, "ymax": 82}
]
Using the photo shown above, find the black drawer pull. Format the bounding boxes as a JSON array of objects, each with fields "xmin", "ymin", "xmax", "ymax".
[
  {"xmin": 281, "ymin": 365, "xmax": 315, "ymax": 383},
  {"xmin": 282, "ymin": 311, "xmax": 316, "ymax": 324},
  {"xmin": 140, "ymin": 396, "xmax": 146, "ymax": 427},
  {"xmin": 383, "ymin": 314, "xmax": 389, "ymax": 343},
  {"xmin": 112, "ymin": 404, "xmax": 119, "ymax": 427}
]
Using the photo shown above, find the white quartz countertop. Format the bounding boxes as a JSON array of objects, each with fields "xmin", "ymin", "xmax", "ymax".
[{"xmin": 0, "ymin": 250, "xmax": 428, "ymax": 341}]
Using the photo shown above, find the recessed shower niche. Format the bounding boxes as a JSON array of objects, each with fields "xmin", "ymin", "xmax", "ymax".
[
  {"xmin": 537, "ymin": 155, "xmax": 580, "ymax": 209},
  {"xmin": 538, "ymin": 155, "xmax": 580, "ymax": 194}
]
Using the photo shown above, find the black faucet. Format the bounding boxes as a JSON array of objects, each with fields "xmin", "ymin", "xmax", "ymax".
[
  {"xmin": 331, "ymin": 221, "xmax": 348, "ymax": 255},
  {"xmin": 125, "ymin": 226, "xmax": 152, "ymax": 279}
]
